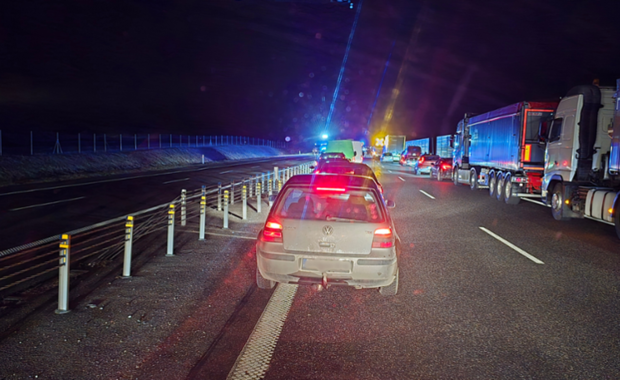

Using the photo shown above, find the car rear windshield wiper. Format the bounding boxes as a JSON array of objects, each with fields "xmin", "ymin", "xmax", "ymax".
[{"xmin": 325, "ymin": 216, "xmax": 363, "ymax": 222}]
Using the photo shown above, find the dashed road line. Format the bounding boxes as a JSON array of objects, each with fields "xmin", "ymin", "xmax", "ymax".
[
  {"xmin": 419, "ymin": 190, "xmax": 435, "ymax": 199},
  {"xmin": 227, "ymin": 284, "xmax": 298, "ymax": 379},
  {"xmin": 220, "ymin": 170, "xmax": 234, "ymax": 174},
  {"xmin": 163, "ymin": 178, "xmax": 190, "ymax": 184},
  {"xmin": 398, "ymin": 176, "xmax": 405, "ymax": 181},
  {"xmin": 10, "ymin": 196, "xmax": 86, "ymax": 211},
  {"xmin": 479, "ymin": 227, "xmax": 544, "ymax": 264}
]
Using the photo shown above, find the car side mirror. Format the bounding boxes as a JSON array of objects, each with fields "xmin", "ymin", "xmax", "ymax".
[{"xmin": 386, "ymin": 200, "xmax": 396, "ymax": 208}]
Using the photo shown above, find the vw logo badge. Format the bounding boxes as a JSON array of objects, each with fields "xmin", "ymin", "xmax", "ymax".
[{"xmin": 322, "ymin": 225, "xmax": 333, "ymax": 235}]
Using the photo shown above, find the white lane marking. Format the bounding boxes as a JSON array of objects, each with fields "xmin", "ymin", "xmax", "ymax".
[
  {"xmin": 162, "ymin": 178, "xmax": 189, "ymax": 184},
  {"xmin": 227, "ymin": 284, "xmax": 298, "ymax": 380},
  {"xmin": 220, "ymin": 170, "xmax": 233, "ymax": 174},
  {"xmin": 10, "ymin": 196, "xmax": 86, "ymax": 211},
  {"xmin": 419, "ymin": 190, "xmax": 435, "ymax": 199},
  {"xmin": 388, "ymin": 170, "xmax": 393, "ymax": 173},
  {"xmin": 186, "ymin": 231, "xmax": 257, "ymax": 240},
  {"xmin": 479, "ymin": 227, "xmax": 544, "ymax": 264},
  {"xmin": 521, "ymin": 197, "xmax": 547, "ymax": 207},
  {"xmin": 398, "ymin": 176, "xmax": 405, "ymax": 182}
]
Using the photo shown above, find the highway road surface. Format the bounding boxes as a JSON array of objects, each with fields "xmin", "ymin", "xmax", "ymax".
[{"xmin": 1, "ymin": 160, "xmax": 619, "ymax": 379}]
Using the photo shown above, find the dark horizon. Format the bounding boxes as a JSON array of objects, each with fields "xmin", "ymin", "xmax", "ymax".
[{"xmin": 1, "ymin": 0, "xmax": 619, "ymax": 148}]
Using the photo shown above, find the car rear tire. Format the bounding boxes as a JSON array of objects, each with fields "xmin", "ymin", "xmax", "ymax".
[
  {"xmin": 453, "ymin": 167, "xmax": 459, "ymax": 185},
  {"xmin": 256, "ymin": 267, "xmax": 276, "ymax": 289},
  {"xmin": 436, "ymin": 169, "xmax": 442, "ymax": 181},
  {"xmin": 379, "ymin": 268, "xmax": 399, "ymax": 296},
  {"xmin": 614, "ymin": 201, "xmax": 620, "ymax": 239}
]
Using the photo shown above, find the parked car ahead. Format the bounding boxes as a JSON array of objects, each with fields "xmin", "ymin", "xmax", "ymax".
[
  {"xmin": 399, "ymin": 152, "xmax": 420, "ymax": 166},
  {"xmin": 256, "ymin": 174, "xmax": 399, "ymax": 295},
  {"xmin": 430, "ymin": 157, "xmax": 453, "ymax": 181},
  {"xmin": 412, "ymin": 154, "xmax": 440, "ymax": 175},
  {"xmin": 313, "ymin": 161, "xmax": 384, "ymax": 193}
]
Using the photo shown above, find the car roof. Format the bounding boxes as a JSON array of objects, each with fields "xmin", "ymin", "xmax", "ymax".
[{"xmin": 286, "ymin": 174, "xmax": 380, "ymax": 191}]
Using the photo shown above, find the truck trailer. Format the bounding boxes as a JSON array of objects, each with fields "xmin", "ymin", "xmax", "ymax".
[
  {"xmin": 383, "ymin": 135, "xmax": 406, "ymax": 156},
  {"xmin": 453, "ymin": 101, "xmax": 558, "ymax": 204},
  {"xmin": 542, "ymin": 81, "xmax": 620, "ymax": 239}
]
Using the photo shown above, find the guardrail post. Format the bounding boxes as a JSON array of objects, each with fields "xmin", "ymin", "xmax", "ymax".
[
  {"xmin": 261, "ymin": 173, "xmax": 265, "ymax": 189},
  {"xmin": 242, "ymin": 185, "xmax": 247, "ymax": 220},
  {"xmin": 223, "ymin": 190, "xmax": 229, "ymax": 229},
  {"xmin": 56, "ymin": 234, "xmax": 71, "ymax": 314},
  {"xmin": 268, "ymin": 178, "xmax": 273, "ymax": 207},
  {"xmin": 248, "ymin": 178, "xmax": 253, "ymax": 198},
  {"xmin": 217, "ymin": 182, "xmax": 222, "ymax": 211},
  {"xmin": 199, "ymin": 195, "xmax": 206, "ymax": 240},
  {"xmin": 257, "ymin": 182, "xmax": 262, "ymax": 213},
  {"xmin": 181, "ymin": 189, "xmax": 187, "ymax": 226},
  {"xmin": 122, "ymin": 216, "xmax": 134, "ymax": 277},
  {"xmin": 230, "ymin": 182, "xmax": 235, "ymax": 205},
  {"xmin": 166, "ymin": 204, "xmax": 175, "ymax": 256}
]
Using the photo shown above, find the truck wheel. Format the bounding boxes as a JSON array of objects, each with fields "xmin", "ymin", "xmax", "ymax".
[
  {"xmin": 256, "ymin": 267, "xmax": 276, "ymax": 289},
  {"xmin": 496, "ymin": 173, "xmax": 505, "ymax": 201},
  {"xmin": 551, "ymin": 183, "xmax": 571, "ymax": 221},
  {"xmin": 453, "ymin": 167, "xmax": 459, "ymax": 185},
  {"xmin": 504, "ymin": 175, "xmax": 520, "ymax": 205},
  {"xmin": 489, "ymin": 173, "xmax": 496, "ymax": 198},
  {"xmin": 379, "ymin": 268, "xmax": 399, "ymax": 296},
  {"xmin": 469, "ymin": 168, "xmax": 478, "ymax": 190}
]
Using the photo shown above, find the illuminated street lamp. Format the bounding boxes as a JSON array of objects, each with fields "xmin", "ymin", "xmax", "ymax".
[{"xmin": 321, "ymin": 134, "xmax": 329, "ymax": 140}]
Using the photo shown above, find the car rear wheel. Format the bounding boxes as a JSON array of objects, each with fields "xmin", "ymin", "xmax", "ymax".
[
  {"xmin": 379, "ymin": 268, "xmax": 399, "ymax": 296},
  {"xmin": 256, "ymin": 267, "xmax": 276, "ymax": 289},
  {"xmin": 436, "ymin": 169, "xmax": 442, "ymax": 181}
]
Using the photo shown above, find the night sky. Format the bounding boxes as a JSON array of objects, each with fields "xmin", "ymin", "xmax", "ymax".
[{"xmin": 1, "ymin": 0, "xmax": 619, "ymax": 149}]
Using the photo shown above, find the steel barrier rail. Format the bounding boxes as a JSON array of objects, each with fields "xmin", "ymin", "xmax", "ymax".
[{"xmin": 0, "ymin": 162, "xmax": 312, "ymax": 299}]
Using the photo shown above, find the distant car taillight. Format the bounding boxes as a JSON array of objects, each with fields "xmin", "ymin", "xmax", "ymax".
[
  {"xmin": 419, "ymin": 157, "xmax": 425, "ymax": 164},
  {"xmin": 372, "ymin": 227, "xmax": 394, "ymax": 248},
  {"xmin": 441, "ymin": 164, "xmax": 451, "ymax": 170},
  {"xmin": 262, "ymin": 220, "xmax": 283, "ymax": 243}
]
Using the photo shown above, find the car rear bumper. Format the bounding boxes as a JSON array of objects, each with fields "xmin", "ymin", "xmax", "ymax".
[{"xmin": 257, "ymin": 249, "xmax": 397, "ymax": 288}]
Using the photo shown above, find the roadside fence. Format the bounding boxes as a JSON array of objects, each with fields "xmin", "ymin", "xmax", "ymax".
[
  {"xmin": 0, "ymin": 131, "xmax": 287, "ymax": 156},
  {"xmin": 0, "ymin": 162, "xmax": 313, "ymax": 313}
]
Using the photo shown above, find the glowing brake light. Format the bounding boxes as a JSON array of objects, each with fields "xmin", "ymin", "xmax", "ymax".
[
  {"xmin": 419, "ymin": 157, "xmax": 425, "ymax": 164},
  {"xmin": 524, "ymin": 144, "xmax": 531, "ymax": 162},
  {"xmin": 441, "ymin": 164, "xmax": 451, "ymax": 170},
  {"xmin": 372, "ymin": 227, "xmax": 394, "ymax": 248},
  {"xmin": 316, "ymin": 187, "xmax": 346, "ymax": 192},
  {"xmin": 262, "ymin": 220, "xmax": 283, "ymax": 242}
]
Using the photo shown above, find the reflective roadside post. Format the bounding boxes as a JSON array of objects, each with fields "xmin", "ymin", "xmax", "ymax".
[
  {"xmin": 166, "ymin": 204, "xmax": 175, "ymax": 256},
  {"xmin": 257, "ymin": 182, "xmax": 262, "ymax": 213},
  {"xmin": 122, "ymin": 216, "xmax": 134, "ymax": 277},
  {"xmin": 199, "ymin": 195, "xmax": 206, "ymax": 240},
  {"xmin": 274, "ymin": 166, "xmax": 279, "ymax": 185},
  {"xmin": 56, "ymin": 234, "xmax": 71, "ymax": 314},
  {"xmin": 248, "ymin": 178, "xmax": 253, "ymax": 198},
  {"xmin": 268, "ymin": 179, "xmax": 273, "ymax": 207},
  {"xmin": 217, "ymin": 182, "xmax": 222, "ymax": 211},
  {"xmin": 230, "ymin": 182, "xmax": 235, "ymax": 205},
  {"xmin": 242, "ymin": 185, "xmax": 247, "ymax": 220},
  {"xmin": 181, "ymin": 189, "xmax": 187, "ymax": 226},
  {"xmin": 223, "ymin": 190, "xmax": 229, "ymax": 229}
]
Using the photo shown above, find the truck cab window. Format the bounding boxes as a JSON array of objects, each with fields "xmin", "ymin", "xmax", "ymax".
[{"xmin": 548, "ymin": 118, "xmax": 563, "ymax": 142}]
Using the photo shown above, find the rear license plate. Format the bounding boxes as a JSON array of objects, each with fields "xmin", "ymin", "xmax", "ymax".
[{"xmin": 302, "ymin": 258, "xmax": 352, "ymax": 273}]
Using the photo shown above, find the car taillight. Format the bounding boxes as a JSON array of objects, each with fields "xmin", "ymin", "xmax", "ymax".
[
  {"xmin": 442, "ymin": 164, "xmax": 451, "ymax": 170},
  {"xmin": 262, "ymin": 220, "xmax": 283, "ymax": 243},
  {"xmin": 419, "ymin": 157, "xmax": 425, "ymax": 164},
  {"xmin": 372, "ymin": 227, "xmax": 394, "ymax": 248}
]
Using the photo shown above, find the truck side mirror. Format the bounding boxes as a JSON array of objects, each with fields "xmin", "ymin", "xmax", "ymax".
[{"xmin": 449, "ymin": 136, "xmax": 454, "ymax": 148}]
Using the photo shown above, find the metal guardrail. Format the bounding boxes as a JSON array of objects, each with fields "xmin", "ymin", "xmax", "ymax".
[{"xmin": 0, "ymin": 162, "xmax": 313, "ymax": 312}]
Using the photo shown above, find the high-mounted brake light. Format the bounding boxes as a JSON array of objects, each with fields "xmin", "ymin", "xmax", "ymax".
[{"xmin": 316, "ymin": 187, "xmax": 346, "ymax": 192}]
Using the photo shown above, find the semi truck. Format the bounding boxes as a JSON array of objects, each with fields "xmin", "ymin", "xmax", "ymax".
[
  {"xmin": 383, "ymin": 135, "xmax": 406, "ymax": 156},
  {"xmin": 541, "ymin": 81, "xmax": 620, "ymax": 238},
  {"xmin": 452, "ymin": 101, "xmax": 558, "ymax": 204}
]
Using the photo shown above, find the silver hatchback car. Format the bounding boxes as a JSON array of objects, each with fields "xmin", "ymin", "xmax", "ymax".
[{"xmin": 256, "ymin": 174, "xmax": 400, "ymax": 295}]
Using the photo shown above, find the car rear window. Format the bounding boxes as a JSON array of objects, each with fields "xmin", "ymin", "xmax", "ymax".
[{"xmin": 274, "ymin": 187, "xmax": 385, "ymax": 222}]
